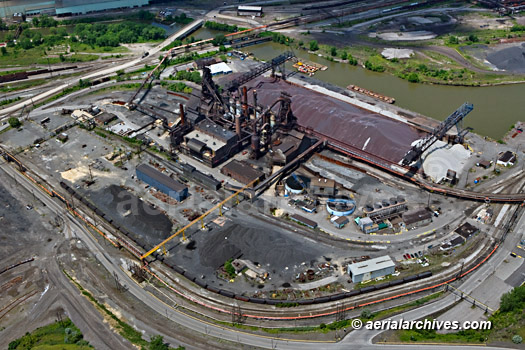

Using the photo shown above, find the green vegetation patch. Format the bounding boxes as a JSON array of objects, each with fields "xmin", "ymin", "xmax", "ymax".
[
  {"xmin": 62, "ymin": 270, "xmax": 184, "ymax": 349},
  {"xmin": 397, "ymin": 285, "xmax": 525, "ymax": 345},
  {"xmin": 8, "ymin": 318, "xmax": 93, "ymax": 349}
]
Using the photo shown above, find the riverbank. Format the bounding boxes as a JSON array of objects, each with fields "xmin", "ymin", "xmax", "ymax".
[{"xmin": 230, "ymin": 38, "xmax": 525, "ymax": 139}]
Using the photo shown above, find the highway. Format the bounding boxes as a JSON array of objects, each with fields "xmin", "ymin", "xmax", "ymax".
[{"xmin": 1, "ymin": 158, "xmax": 516, "ymax": 349}]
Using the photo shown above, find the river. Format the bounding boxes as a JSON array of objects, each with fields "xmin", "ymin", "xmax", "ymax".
[{"xmin": 191, "ymin": 28, "xmax": 525, "ymax": 139}]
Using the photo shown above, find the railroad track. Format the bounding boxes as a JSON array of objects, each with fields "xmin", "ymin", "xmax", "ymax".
[{"xmin": 0, "ymin": 141, "xmax": 519, "ymax": 320}]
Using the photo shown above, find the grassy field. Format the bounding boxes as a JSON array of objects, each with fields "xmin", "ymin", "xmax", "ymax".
[
  {"xmin": 69, "ymin": 42, "xmax": 129, "ymax": 54},
  {"xmin": 7, "ymin": 318, "xmax": 93, "ymax": 349}
]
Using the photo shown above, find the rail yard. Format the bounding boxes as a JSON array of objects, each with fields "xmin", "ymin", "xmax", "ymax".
[{"xmin": 1, "ymin": 0, "xmax": 525, "ymax": 349}]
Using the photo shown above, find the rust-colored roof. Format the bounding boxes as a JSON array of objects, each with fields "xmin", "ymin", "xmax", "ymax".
[{"xmin": 245, "ymin": 78, "xmax": 426, "ymax": 163}]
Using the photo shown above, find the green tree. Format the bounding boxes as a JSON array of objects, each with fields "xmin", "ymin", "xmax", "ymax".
[
  {"xmin": 19, "ymin": 38, "xmax": 33, "ymax": 50},
  {"xmin": 447, "ymin": 35, "xmax": 458, "ymax": 45},
  {"xmin": 148, "ymin": 335, "xmax": 168, "ymax": 350},
  {"xmin": 8, "ymin": 117, "xmax": 21, "ymax": 128},
  {"xmin": 467, "ymin": 34, "xmax": 479, "ymax": 42},
  {"xmin": 407, "ymin": 72, "xmax": 420, "ymax": 83},
  {"xmin": 212, "ymin": 34, "xmax": 226, "ymax": 46},
  {"xmin": 340, "ymin": 51, "xmax": 348, "ymax": 60},
  {"xmin": 347, "ymin": 54, "xmax": 358, "ymax": 65},
  {"xmin": 330, "ymin": 46, "xmax": 337, "ymax": 56},
  {"xmin": 309, "ymin": 40, "xmax": 319, "ymax": 51},
  {"xmin": 1, "ymin": 46, "xmax": 7, "ymax": 56}
]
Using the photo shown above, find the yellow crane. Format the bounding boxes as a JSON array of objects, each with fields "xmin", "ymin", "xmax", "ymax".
[{"xmin": 140, "ymin": 178, "xmax": 258, "ymax": 261}]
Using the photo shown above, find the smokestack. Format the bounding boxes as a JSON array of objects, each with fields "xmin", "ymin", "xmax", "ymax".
[
  {"xmin": 253, "ymin": 89, "xmax": 258, "ymax": 119},
  {"xmin": 242, "ymin": 86, "xmax": 248, "ymax": 118},
  {"xmin": 179, "ymin": 103, "xmax": 185, "ymax": 126},
  {"xmin": 235, "ymin": 113, "xmax": 241, "ymax": 139}
]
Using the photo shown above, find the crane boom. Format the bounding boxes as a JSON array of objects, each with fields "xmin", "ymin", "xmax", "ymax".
[
  {"xmin": 401, "ymin": 102, "xmax": 473, "ymax": 166},
  {"xmin": 140, "ymin": 177, "xmax": 258, "ymax": 260}
]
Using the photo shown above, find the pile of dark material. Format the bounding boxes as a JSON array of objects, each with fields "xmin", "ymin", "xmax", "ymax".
[{"xmin": 487, "ymin": 43, "xmax": 525, "ymax": 73}]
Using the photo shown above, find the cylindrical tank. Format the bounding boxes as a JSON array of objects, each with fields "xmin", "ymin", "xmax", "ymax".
[
  {"xmin": 179, "ymin": 103, "xmax": 185, "ymax": 126},
  {"xmin": 382, "ymin": 199, "xmax": 390, "ymax": 207},
  {"xmin": 229, "ymin": 98, "xmax": 235, "ymax": 114},
  {"xmin": 235, "ymin": 114, "xmax": 241, "ymax": 139},
  {"xmin": 253, "ymin": 90, "xmax": 258, "ymax": 118},
  {"xmin": 374, "ymin": 202, "xmax": 383, "ymax": 209},
  {"xmin": 236, "ymin": 101, "xmax": 241, "ymax": 115},
  {"xmin": 251, "ymin": 135, "xmax": 260, "ymax": 156},
  {"xmin": 242, "ymin": 86, "xmax": 248, "ymax": 117}
]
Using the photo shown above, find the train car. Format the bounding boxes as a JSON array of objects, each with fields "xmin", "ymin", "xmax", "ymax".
[
  {"xmin": 344, "ymin": 290, "xmax": 361, "ymax": 298},
  {"xmin": 313, "ymin": 296, "xmax": 330, "ymax": 304},
  {"xmin": 390, "ymin": 279, "xmax": 404, "ymax": 287},
  {"xmin": 297, "ymin": 299, "xmax": 314, "ymax": 305},
  {"xmin": 184, "ymin": 273, "xmax": 196, "ymax": 282},
  {"xmin": 219, "ymin": 289, "xmax": 235, "ymax": 298},
  {"xmin": 329, "ymin": 293, "xmax": 346, "ymax": 302},
  {"xmin": 418, "ymin": 271, "xmax": 432, "ymax": 279},
  {"xmin": 360, "ymin": 286, "xmax": 377, "ymax": 294},
  {"xmin": 375, "ymin": 282, "xmax": 391, "ymax": 291},
  {"xmin": 265, "ymin": 299, "xmax": 282, "ymax": 305},
  {"xmin": 403, "ymin": 275, "xmax": 419, "ymax": 283},
  {"xmin": 234, "ymin": 295, "xmax": 250, "ymax": 302},
  {"xmin": 249, "ymin": 297, "xmax": 266, "ymax": 305},
  {"xmin": 207, "ymin": 286, "xmax": 219, "ymax": 293},
  {"xmin": 172, "ymin": 265, "xmax": 185, "ymax": 275},
  {"xmin": 194, "ymin": 279, "xmax": 207, "ymax": 289}
]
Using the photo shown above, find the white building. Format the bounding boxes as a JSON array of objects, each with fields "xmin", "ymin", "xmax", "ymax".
[
  {"xmin": 208, "ymin": 62, "xmax": 232, "ymax": 76},
  {"xmin": 348, "ymin": 255, "xmax": 395, "ymax": 283}
]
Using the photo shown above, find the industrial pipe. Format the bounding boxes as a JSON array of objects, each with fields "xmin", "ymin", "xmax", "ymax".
[{"xmin": 179, "ymin": 103, "xmax": 185, "ymax": 126}]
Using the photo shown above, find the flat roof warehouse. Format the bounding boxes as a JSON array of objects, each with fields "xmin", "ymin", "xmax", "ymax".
[{"xmin": 136, "ymin": 164, "xmax": 187, "ymax": 192}]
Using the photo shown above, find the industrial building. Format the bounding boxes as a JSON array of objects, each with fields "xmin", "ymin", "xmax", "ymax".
[
  {"xmin": 363, "ymin": 197, "xmax": 407, "ymax": 221},
  {"xmin": 208, "ymin": 62, "xmax": 233, "ymax": 76},
  {"xmin": 94, "ymin": 112, "xmax": 117, "ymax": 125},
  {"xmin": 272, "ymin": 131, "xmax": 310, "ymax": 165},
  {"xmin": 180, "ymin": 163, "xmax": 221, "ymax": 191},
  {"xmin": 237, "ymin": 5, "xmax": 262, "ymax": 16},
  {"xmin": 220, "ymin": 160, "xmax": 265, "ymax": 186},
  {"xmin": 55, "ymin": 0, "xmax": 149, "ymax": 16},
  {"xmin": 357, "ymin": 217, "xmax": 379, "ymax": 234},
  {"xmin": 181, "ymin": 120, "xmax": 239, "ymax": 167},
  {"xmin": 136, "ymin": 164, "xmax": 188, "ymax": 202},
  {"xmin": 348, "ymin": 256, "xmax": 396, "ymax": 283},
  {"xmin": 332, "ymin": 216, "xmax": 349, "ymax": 229},
  {"xmin": 290, "ymin": 214, "xmax": 317, "ymax": 229},
  {"xmin": 0, "ymin": 0, "xmax": 149, "ymax": 17},
  {"xmin": 310, "ymin": 178, "xmax": 336, "ymax": 197},
  {"xmin": 402, "ymin": 208, "xmax": 432, "ymax": 229},
  {"xmin": 455, "ymin": 222, "xmax": 479, "ymax": 240},
  {"xmin": 497, "ymin": 151, "xmax": 516, "ymax": 166}
]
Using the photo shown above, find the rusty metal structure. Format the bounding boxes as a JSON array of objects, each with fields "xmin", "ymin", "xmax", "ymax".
[{"xmin": 169, "ymin": 53, "xmax": 300, "ymax": 167}]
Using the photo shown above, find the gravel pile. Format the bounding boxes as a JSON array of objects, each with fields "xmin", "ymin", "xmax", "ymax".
[{"xmin": 486, "ymin": 43, "xmax": 525, "ymax": 73}]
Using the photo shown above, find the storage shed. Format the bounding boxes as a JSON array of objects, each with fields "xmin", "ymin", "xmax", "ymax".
[
  {"xmin": 348, "ymin": 256, "xmax": 395, "ymax": 283},
  {"xmin": 136, "ymin": 164, "xmax": 188, "ymax": 201}
]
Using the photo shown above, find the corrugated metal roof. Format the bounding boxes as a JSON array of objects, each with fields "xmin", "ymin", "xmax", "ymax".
[
  {"xmin": 238, "ymin": 5, "xmax": 262, "ymax": 11},
  {"xmin": 136, "ymin": 164, "xmax": 187, "ymax": 192},
  {"xmin": 246, "ymin": 78, "xmax": 426, "ymax": 163},
  {"xmin": 348, "ymin": 255, "xmax": 395, "ymax": 275}
]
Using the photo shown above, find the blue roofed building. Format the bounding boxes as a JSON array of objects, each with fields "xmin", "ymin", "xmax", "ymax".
[{"xmin": 136, "ymin": 164, "xmax": 188, "ymax": 202}]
